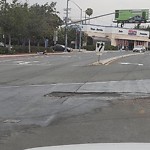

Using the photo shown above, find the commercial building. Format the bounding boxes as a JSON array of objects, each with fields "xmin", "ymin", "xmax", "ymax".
[{"xmin": 81, "ymin": 24, "xmax": 150, "ymax": 50}]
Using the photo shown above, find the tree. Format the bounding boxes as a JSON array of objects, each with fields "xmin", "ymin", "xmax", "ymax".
[
  {"xmin": 57, "ymin": 27, "xmax": 76, "ymax": 46},
  {"xmin": 25, "ymin": 2, "xmax": 63, "ymax": 52},
  {"xmin": 0, "ymin": 0, "xmax": 63, "ymax": 53},
  {"xmin": 0, "ymin": 0, "xmax": 29, "ymax": 50},
  {"xmin": 85, "ymin": 8, "xmax": 93, "ymax": 24},
  {"xmin": 85, "ymin": 8, "xmax": 93, "ymax": 17}
]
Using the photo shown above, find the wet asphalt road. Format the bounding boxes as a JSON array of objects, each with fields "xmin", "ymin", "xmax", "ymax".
[{"xmin": 1, "ymin": 51, "xmax": 150, "ymax": 150}]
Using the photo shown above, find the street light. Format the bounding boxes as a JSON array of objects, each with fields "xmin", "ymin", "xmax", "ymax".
[
  {"xmin": 65, "ymin": 0, "xmax": 82, "ymax": 52},
  {"xmin": 69, "ymin": 0, "xmax": 82, "ymax": 24}
]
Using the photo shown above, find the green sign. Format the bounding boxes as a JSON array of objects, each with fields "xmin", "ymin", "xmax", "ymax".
[{"xmin": 115, "ymin": 9, "xmax": 149, "ymax": 23}]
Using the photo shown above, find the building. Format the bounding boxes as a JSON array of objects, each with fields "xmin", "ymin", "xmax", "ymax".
[{"xmin": 81, "ymin": 24, "xmax": 150, "ymax": 50}]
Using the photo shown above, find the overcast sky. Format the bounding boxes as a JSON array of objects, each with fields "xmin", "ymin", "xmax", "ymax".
[{"xmin": 20, "ymin": 0, "xmax": 150, "ymax": 27}]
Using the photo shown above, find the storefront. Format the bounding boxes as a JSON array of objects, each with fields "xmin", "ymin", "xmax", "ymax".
[
  {"xmin": 81, "ymin": 24, "xmax": 150, "ymax": 50},
  {"xmin": 110, "ymin": 28, "xmax": 150, "ymax": 50}
]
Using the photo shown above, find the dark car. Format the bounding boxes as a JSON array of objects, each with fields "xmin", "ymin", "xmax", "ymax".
[{"xmin": 52, "ymin": 44, "xmax": 72, "ymax": 52}]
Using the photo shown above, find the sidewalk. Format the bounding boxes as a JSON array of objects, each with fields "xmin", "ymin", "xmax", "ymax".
[
  {"xmin": 0, "ymin": 52, "xmax": 70, "ymax": 58},
  {"xmin": 0, "ymin": 53, "xmax": 38, "ymax": 58}
]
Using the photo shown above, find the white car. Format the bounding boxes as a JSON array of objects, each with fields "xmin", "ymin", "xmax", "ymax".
[
  {"xmin": 133, "ymin": 45, "xmax": 146, "ymax": 53},
  {"xmin": 0, "ymin": 42, "xmax": 12, "ymax": 49}
]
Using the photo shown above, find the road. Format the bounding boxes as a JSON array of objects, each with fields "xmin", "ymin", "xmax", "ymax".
[
  {"xmin": 1, "ymin": 50, "xmax": 150, "ymax": 150},
  {"xmin": 0, "ymin": 50, "xmax": 141, "ymax": 85}
]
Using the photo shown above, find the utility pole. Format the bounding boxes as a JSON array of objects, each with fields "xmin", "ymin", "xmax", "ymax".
[
  {"xmin": 4, "ymin": 0, "xmax": 6, "ymax": 47},
  {"xmin": 65, "ymin": 0, "xmax": 69, "ymax": 52},
  {"xmin": 68, "ymin": 0, "xmax": 82, "ymax": 52}
]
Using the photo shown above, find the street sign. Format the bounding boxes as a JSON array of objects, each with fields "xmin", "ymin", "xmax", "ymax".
[
  {"xmin": 96, "ymin": 42, "xmax": 105, "ymax": 63},
  {"xmin": 96, "ymin": 42, "xmax": 105, "ymax": 55}
]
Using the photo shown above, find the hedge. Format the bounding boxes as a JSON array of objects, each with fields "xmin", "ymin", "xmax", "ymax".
[
  {"xmin": 0, "ymin": 46, "xmax": 54, "ymax": 54},
  {"xmin": 82, "ymin": 45, "xmax": 118, "ymax": 51}
]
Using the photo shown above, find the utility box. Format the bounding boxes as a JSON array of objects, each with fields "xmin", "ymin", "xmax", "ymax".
[{"xmin": 96, "ymin": 42, "xmax": 105, "ymax": 55}]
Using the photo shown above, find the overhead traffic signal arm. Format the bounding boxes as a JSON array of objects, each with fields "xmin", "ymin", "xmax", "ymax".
[{"xmin": 67, "ymin": 12, "xmax": 115, "ymax": 25}]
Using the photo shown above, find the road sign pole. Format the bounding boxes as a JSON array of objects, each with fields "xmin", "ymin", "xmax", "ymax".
[{"xmin": 98, "ymin": 55, "xmax": 100, "ymax": 63}]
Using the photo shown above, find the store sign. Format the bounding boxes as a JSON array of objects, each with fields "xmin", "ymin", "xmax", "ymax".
[
  {"xmin": 97, "ymin": 28, "xmax": 103, "ymax": 31},
  {"xmin": 128, "ymin": 30, "xmax": 137, "ymax": 35},
  {"xmin": 140, "ymin": 32, "xmax": 147, "ymax": 35},
  {"xmin": 91, "ymin": 28, "xmax": 95, "ymax": 31},
  {"xmin": 119, "ymin": 30, "xmax": 123, "ymax": 33}
]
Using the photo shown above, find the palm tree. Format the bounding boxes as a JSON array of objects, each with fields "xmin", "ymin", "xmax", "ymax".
[{"xmin": 85, "ymin": 8, "xmax": 93, "ymax": 24}]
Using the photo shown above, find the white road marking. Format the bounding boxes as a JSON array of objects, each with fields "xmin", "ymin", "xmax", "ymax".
[
  {"xmin": 72, "ymin": 65, "xmax": 83, "ymax": 67},
  {"xmin": 15, "ymin": 61, "xmax": 31, "ymax": 65},
  {"xmin": 120, "ymin": 62, "xmax": 143, "ymax": 66},
  {"xmin": 0, "ymin": 85, "xmax": 20, "ymax": 88},
  {"xmin": 3, "ymin": 119, "xmax": 21, "ymax": 123},
  {"xmin": 61, "ymin": 56, "xmax": 72, "ymax": 58},
  {"xmin": 0, "ymin": 63, "xmax": 52, "ymax": 66},
  {"xmin": 33, "ymin": 61, "xmax": 39, "ymax": 63},
  {"xmin": 9, "ymin": 60, "xmax": 52, "ymax": 66}
]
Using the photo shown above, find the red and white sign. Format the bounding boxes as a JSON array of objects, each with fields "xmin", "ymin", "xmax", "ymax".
[{"xmin": 128, "ymin": 30, "xmax": 137, "ymax": 35}]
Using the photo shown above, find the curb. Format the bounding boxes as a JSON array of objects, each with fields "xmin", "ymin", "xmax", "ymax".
[
  {"xmin": 0, "ymin": 52, "xmax": 71, "ymax": 58},
  {"xmin": 0, "ymin": 54, "xmax": 38, "ymax": 58},
  {"xmin": 92, "ymin": 53, "xmax": 144, "ymax": 66}
]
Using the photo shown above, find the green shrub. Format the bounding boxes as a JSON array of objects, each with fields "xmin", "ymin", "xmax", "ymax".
[
  {"xmin": 0, "ymin": 47, "xmax": 15, "ymax": 54},
  {"xmin": 82, "ymin": 45, "xmax": 95, "ymax": 51},
  {"xmin": 104, "ymin": 45, "xmax": 118, "ymax": 51},
  {"xmin": 82, "ymin": 45, "xmax": 118, "ymax": 51},
  {"xmin": 12, "ymin": 46, "xmax": 53, "ymax": 54}
]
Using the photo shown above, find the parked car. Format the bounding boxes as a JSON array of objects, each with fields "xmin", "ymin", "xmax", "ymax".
[
  {"xmin": 0, "ymin": 42, "xmax": 12, "ymax": 49},
  {"xmin": 52, "ymin": 44, "xmax": 72, "ymax": 52},
  {"xmin": 133, "ymin": 45, "xmax": 146, "ymax": 53},
  {"xmin": 0, "ymin": 42, "xmax": 5, "ymax": 47}
]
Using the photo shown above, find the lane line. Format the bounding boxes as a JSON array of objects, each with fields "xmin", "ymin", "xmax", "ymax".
[{"xmin": 120, "ymin": 62, "xmax": 144, "ymax": 66}]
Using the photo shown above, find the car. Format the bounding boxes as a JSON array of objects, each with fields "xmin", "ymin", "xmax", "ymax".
[
  {"xmin": 52, "ymin": 44, "xmax": 72, "ymax": 52},
  {"xmin": 0, "ymin": 42, "xmax": 12, "ymax": 49},
  {"xmin": 133, "ymin": 45, "xmax": 146, "ymax": 53},
  {"xmin": 0, "ymin": 42, "xmax": 5, "ymax": 47}
]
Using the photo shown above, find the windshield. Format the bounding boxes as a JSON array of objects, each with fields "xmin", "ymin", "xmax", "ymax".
[{"xmin": 0, "ymin": 0, "xmax": 150, "ymax": 150}]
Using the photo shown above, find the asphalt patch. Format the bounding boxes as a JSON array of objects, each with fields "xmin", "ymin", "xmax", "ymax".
[{"xmin": 45, "ymin": 92, "xmax": 121, "ymax": 98}]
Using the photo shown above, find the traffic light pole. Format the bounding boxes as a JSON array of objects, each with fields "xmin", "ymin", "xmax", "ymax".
[
  {"xmin": 68, "ymin": 12, "xmax": 115, "ymax": 25},
  {"xmin": 65, "ymin": 11, "xmax": 115, "ymax": 52}
]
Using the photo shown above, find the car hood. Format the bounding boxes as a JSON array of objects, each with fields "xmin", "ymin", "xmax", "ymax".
[{"xmin": 25, "ymin": 143, "xmax": 150, "ymax": 150}]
